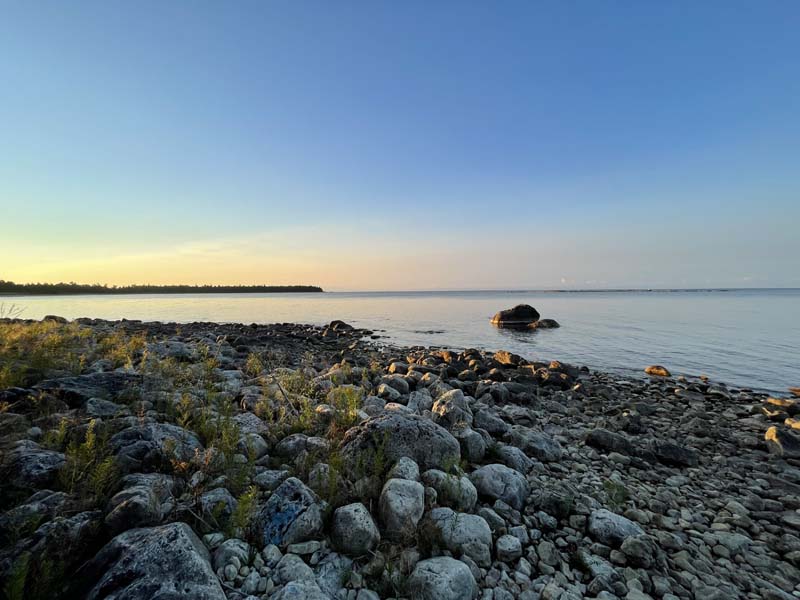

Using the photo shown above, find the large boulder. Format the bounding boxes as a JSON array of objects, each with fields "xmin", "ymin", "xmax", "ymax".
[
  {"xmin": 254, "ymin": 477, "xmax": 325, "ymax": 548},
  {"xmin": 80, "ymin": 522, "xmax": 225, "ymax": 600},
  {"xmin": 421, "ymin": 469, "xmax": 478, "ymax": 512},
  {"xmin": 339, "ymin": 412, "xmax": 460, "ymax": 475},
  {"xmin": 588, "ymin": 509, "xmax": 644, "ymax": 547},
  {"xmin": 331, "ymin": 503, "xmax": 380, "ymax": 556},
  {"xmin": 379, "ymin": 478, "xmax": 425, "ymax": 542},
  {"xmin": 104, "ymin": 473, "xmax": 178, "ymax": 535},
  {"xmin": 431, "ymin": 389, "xmax": 473, "ymax": 430},
  {"xmin": 420, "ymin": 507, "xmax": 493, "ymax": 567},
  {"xmin": 108, "ymin": 423, "xmax": 203, "ymax": 473},
  {"xmin": 406, "ymin": 556, "xmax": 478, "ymax": 600},
  {"xmin": 470, "ymin": 463, "xmax": 529, "ymax": 511},
  {"xmin": 765, "ymin": 426, "xmax": 800, "ymax": 459},
  {"xmin": 490, "ymin": 305, "xmax": 540, "ymax": 329},
  {"xmin": 33, "ymin": 371, "xmax": 138, "ymax": 407},
  {"xmin": 1, "ymin": 440, "xmax": 65, "ymax": 493}
]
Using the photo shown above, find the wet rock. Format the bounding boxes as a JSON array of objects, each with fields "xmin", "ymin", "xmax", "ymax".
[{"xmin": 80, "ymin": 522, "xmax": 225, "ymax": 600}]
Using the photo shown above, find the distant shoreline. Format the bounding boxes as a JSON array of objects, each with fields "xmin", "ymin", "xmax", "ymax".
[{"xmin": 0, "ymin": 282, "xmax": 323, "ymax": 296}]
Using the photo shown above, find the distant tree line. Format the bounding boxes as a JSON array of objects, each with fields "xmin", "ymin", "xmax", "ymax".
[{"xmin": 0, "ymin": 280, "xmax": 323, "ymax": 295}]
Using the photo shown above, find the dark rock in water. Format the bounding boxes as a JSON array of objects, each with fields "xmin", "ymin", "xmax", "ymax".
[
  {"xmin": 79, "ymin": 522, "xmax": 225, "ymax": 600},
  {"xmin": 790, "ymin": 387, "xmax": 800, "ymax": 398},
  {"xmin": 254, "ymin": 477, "xmax": 325, "ymax": 548},
  {"xmin": 645, "ymin": 365, "xmax": 671, "ymax": 377},
  {"xmin": 339, "ymin": 412, "xmax": 461, "ymax": 474},
  {"xmin": 765, "ymin": 426, "xmax": 800, "ymax": 459},
  {"xmin": 491, "ymin": 304, "xmax": 540, "ymax": 328},
  {"xmin": 328, "ymin": 319, "xmax": 354, "ymax": 331},
  {"xmin": 533, "ymin": 318, "xmax": 560, "ymax": 329}
]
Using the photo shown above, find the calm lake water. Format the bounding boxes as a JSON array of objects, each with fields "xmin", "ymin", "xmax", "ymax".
[{"xmin": 3, "ymin": 289, "xmax": 798, "ymax": 393}]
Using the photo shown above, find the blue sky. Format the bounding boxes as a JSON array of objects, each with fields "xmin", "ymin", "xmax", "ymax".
[{"xmin": 1, "ymin": 1, "xmax": 799, "ymax": 290}]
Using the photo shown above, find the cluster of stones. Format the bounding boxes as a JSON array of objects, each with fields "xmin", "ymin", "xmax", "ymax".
[{"xmin": 1, "ymin": 318, "xmax": 799, "ymax": 600}]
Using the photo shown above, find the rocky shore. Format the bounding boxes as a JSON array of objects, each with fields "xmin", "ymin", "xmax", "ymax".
[{"xmin": 1, "ymin": 317, "xmax": 799, "ymax": 600}]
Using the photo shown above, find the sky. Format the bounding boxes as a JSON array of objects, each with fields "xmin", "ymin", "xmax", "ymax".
[{"xmin": 1, "ymin": 1, "xmax": 799, "ymax": 291}]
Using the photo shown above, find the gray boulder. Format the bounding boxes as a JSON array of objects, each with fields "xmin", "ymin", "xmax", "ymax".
[
  {"xmin": 470, "ymin": 464, "xmax": 529, "ymax": 511},
  {"xmin": 379, "ymin": 478, "xmax": 425, "ymax": 542},
  {"xmin": 108, "ymin": 423, "xmax": 203, "ymax": 473},
  {"xmin": 2, "ymin": 440, "xmax": 65, "ymax": 491},
  {"xmin": 340, "ymin": 412, "xmax": 460, "ymax": 474},
  {"xmin": 82, "ymin": 522, "xmax": 225, "ymax": 600},
  {"xmin": 588, "ymin": 509, "xmax": 644, "ymax": 547},
  {"xmin": 255, "ymin": 477, "xmax": 325, "ymax": 548},
  {"xmin": 420, "ymin": 507, "xmax": 493, "ymax": 567},
  {"xmin": 105, "ymin": 473, "xmax": 177, "ymax": 535},
  {"xmin": 331, "ymin": 503, "xmax": 380, "ymax": 556},
  {"xmin": 273, "ymin": 553, "xmax": 315, "ymax": 584},
  {"xmin": 421, "ymin": 469, "xmax": 477, "ymax": 512},
  {"xmin": 432, "ymin": 389, "xmax": 473, "ymax": 430},
  {"xmin": 505, "ymin": 426, "xmax": 563, "ymax": 462},
  {"xmin": 406, "ymin": 556, "xmax": 477, "ymax": 600},
  {"xmin": 272, "ymin": 580, "xmax": 329, "ymax": 600}
]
